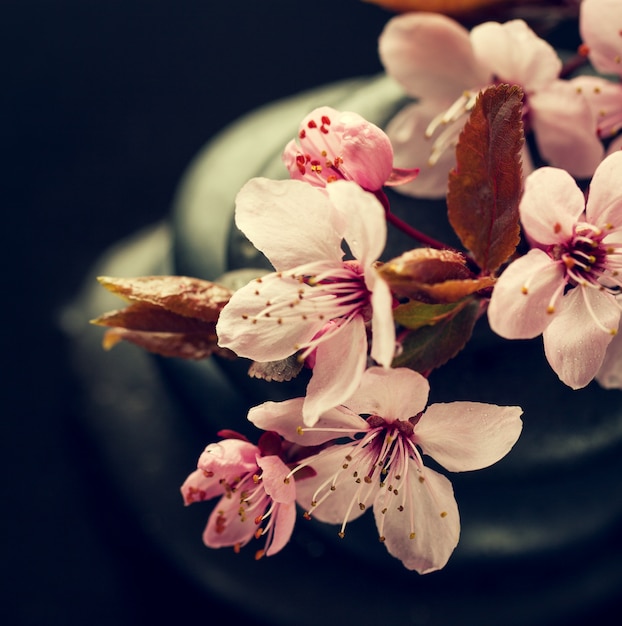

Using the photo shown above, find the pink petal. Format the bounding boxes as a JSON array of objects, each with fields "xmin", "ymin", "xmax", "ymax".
[
  {"xmin": 197, "ymin": 439, "xmax": 259, "ymax": 475},
  {"xmin": 519, "ymin": 166, "xmax": 586, "ymax": 245},
  {"xmin": 216, "ymin": 274, "xmax": 326, "ymax": 362},
  {"xmin": 344, "ymin": 366, "xmax": 429, "ymax": 422},
  {"xmin": 180, "ymin": 468, "xmax": 222, "ymax": 505},
  {"xmin": 326, "ymin": 181, "xmax": 386, "ymax": 266},
  {"xmin": 385, "ymin": 166, "xmax": 420, "ymax": 187},
  {"xmin": 543, "ymin": 286, "xmax": 620, "ymax": 389},
  {"xmin": 181, "ymin": 439, "xmax": 259, "ymax": 504},
  {"xmin": 379, "ymin": 12, "xmax": 489, "ymax": 100},
  {"xmin": 374, "ymin": 465, "xmax": 459, "ymax": 574},
  {"xmin": 235, "ymin": 178, "xmax": 344, "ymax": 271},
  {"xmin": 580, "ymin": 0, "xmax": 622, "ymax": 76},
  {"xmin": 530, "ymin": 81, "xmax": 604, "ymax": 179},
  {"xmin": 368, "ymin": 270, "xmax": 397, "ymax": 368},
  {"xmin": 570, "ymin": 75, "xmax": 622, "ymax": 138},
  {"xmin": 415, "ymin": 402, "xmax": 523, "ymax": 472},
  {"xmin": 336, "ymin": 111, "xmax": 394, "ymax": 190},
  {"xmin": 283, "ymin": 107, "xmax": 396, "ymax": 191},
  {"xmin": 487, "ymin": 249, "xmax": 565, "ymax": 339},
  {"xmin": 257, "ymin": 455, "xmax": 296, "ymax": 503},
  {"xmin": 203, "ymin": 492, "xmax": 256, "ymax": 549},
  {"xmin": 585, "ymin": 151, "xmax": 622, "ymax": 227},
  {"xmin": 265, "ymin": 501, "xmax": 297, "ymax": 557},
  {"xmin": 596, "ymin": 325, "xmax": 622, "ymax": 389},
  {"xmin": 470, "ymin": 20, "xmax": 561, "ymax": 91},
  {"xmin": 384, "ymin": 101, "xmax": 457, "ymax": 199},
  {"xmin": 295, "ymin": 445, "xmax": 373, "ymax": 524},
  {"xmin": 248, "ymin": 398, "xmax": 367, "ymax": 446},
  {"xmin": 302, "ymin": 316, "xmax": 368, "ymax": 425}
]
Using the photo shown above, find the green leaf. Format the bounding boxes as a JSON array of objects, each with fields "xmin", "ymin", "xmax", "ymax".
[
  {"xmin": 392, "ymin": 299, "xmax": 480, "ymax": 373},
  {"xmin": 447, "ymin": 84, "xmax": 524, "ymax": 273},
  {"xmin": 393, "ymin": 300, "xmax": 467, "ymax": 330}
]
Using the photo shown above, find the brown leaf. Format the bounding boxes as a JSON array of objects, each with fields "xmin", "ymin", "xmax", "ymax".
[
  {"xmin": 248, "ymin": 356, "xmax": 305, "ymax": 383},
  {"xmin": 447, "ymin": 84, "xmax": 524, "ymax": 273},
  {"xmin": 97, "ymin": 275, "xmax": 232, "ymax": 322},
  {"xmin": 101, "ymin": 328, "xmax": 235, "ymax": 360},
  {"xmin": 94, "ymin": 275, "xmax": 235, "ymax": 360},
  {"xmin": 378, "ymin": 248, "xmax": 494, "ymax": 303},
  {"xmin": 92, "ymin": 301, "xmax": 217, "ymax": 333}
]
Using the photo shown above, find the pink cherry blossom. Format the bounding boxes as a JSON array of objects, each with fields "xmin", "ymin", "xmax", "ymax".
[
  {"xmin": 180, "ymin": 434, "xmax": 296, "ymax": 559},
  {"xmin": 378, "ymin": 13, "xmax": 604, "ymax": 197},
  {"xmin": 248, "ymin": 366, "xmax": 523, "ymax": 573},
  {"xmin": 488, "ymin": 151, "xmax": 622, "ymax": 389},
  {"xmin": 282, "ymin": 106, "xmax": 419, "ymax": 191},
  {"xmin": 216, "ymin": 178, "xmax": 396, "ymax": 425},
  {"xmin": 577, "ymin": 0, "xmax": 622, "ymax": 142}
]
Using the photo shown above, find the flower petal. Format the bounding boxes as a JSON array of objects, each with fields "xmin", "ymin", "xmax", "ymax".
[
  {"xmin": 585, "ymin": 150, "xmax": 622, "ymax": 227},
  {"xmin": 326, "ymin": 181, "xmax": 386, "ymax": 266},
  {"xmin": 580, "ymin": 0, "xmax": 622, "ymax": 76},
  {"xmin": 344, "ymin": 366, "xmax": 430, "ymax": 422},
  {"xmin": 379, "ymin": 12, "xmax": 489, "ymax": 100},
  {"xmin": 216, "ymin": 274, "xmax": 325, "ymax": 361},
  {"xmin": 302, "ymin": 316, "xmax": 368, "ymax": 425},
  {"xmin": 374, "ymin": 464, "xmax": 459, "ymax": 574},
  {"xmin": 336, "ymin": 111, "xmax": 394, "ymax": 190},
  {"xmin": 295, "ymin": 444, "xmax": 374, "ymax": 524},
  {"xmin": 235, "ymin": 178, "xmax": 344, "ymax": 271},
  {"xmin": 368, "ymin": 270, "xmax": 397, "ymax": 368},
  {"xmin": 265, "ymin": 501, "xmax": 297, "ymax": 557},
  {"xmin": 203, "ymin": 492, "xmax": 256, "ymax": 549},
  {"xmin": 197, "ymin": 439, "xmax": 258, "ymax": 475},
  {"xmin": 519, "ymin": 167, "xmax": 586, "ymax": 245},
  {"xmin": 470, "ymin": 20, "xmax": 561, "ymax": 91},
  {"xmin": 415, "ymin": 402, "xmax": 523, "ymax": 471},
  {"xmin": 530, "ymin": 81, "xmax": 604, "ymax": 179},
  {"xmin": 248, "ymin": 398, "xmax": 367, "ymax": 446},
  {"xmin": 487, "ymin": 249, "xmax": 565, "ymax": 339},
  {"xmin": 543, "ymin": 286, "xmax": 620, "ymax": 389},
  {"xmin": 384, "ymin": 101, "xmax": 458, "ymax": 199},
  {"xmin": 596, "ymin": 324, "xmax": 622, "ymax": 389},
  {"xmin": 257, "ymin": 455, "xmax": 296, "ymax": 503}
]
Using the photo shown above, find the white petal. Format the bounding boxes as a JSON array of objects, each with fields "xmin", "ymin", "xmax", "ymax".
[
  {"xmin": 235, "ymin": 178, "xmax": 344, "ymax": 271},
  {"xmin": 302, "ymin": 317, "xmax": 368, "ymax": 426},
  {"xmin": 374, "ymin": 465, "xmax": 459, "ymax": 574},
  {"xmin": 344, "ymin": 366, "xmax": 429, "ymax": 422},
  {"xmin": 543, "ymin": 287, "xmax": 620, "ymax": 389},
  {"xmin": 326, "ymin": 180, "xmax": 386, "ymax": 266},
  {"xmin": 415, "ymin": 402, "xmax": 523, "ymax": 472}
]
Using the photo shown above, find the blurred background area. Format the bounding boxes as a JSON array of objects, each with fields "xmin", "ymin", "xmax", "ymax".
[{"xmin": 2, "ymin": 2, "xmax": 388, "ymax": 624}]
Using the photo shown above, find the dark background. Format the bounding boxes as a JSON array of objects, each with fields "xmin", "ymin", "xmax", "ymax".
[
  {"xmin": 2, "ymin": 2, "xmax": 389, "ymax": 625},
  {"xmin": 3, "ymin": 2, "xmax": 618, "ymax": 625}
]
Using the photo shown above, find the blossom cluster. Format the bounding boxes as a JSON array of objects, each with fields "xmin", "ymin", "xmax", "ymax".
[{"xmin": 95, "ymin": 0, "xmax": 622, "ymax": 573}]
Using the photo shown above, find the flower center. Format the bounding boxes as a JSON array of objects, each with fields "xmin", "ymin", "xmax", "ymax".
[
  {"xmin": 297, "ymin": 417, "xmax": 424, "ymax": 541},
  {"xmin": 295, "ymin": 114, "xmax": 345, "ymax": 184},
  {"xmin": 554, "ymin": 221, "xmax": 622, "ymax": 294}
]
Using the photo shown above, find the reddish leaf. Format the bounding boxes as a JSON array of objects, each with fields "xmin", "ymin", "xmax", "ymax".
[
  {"xmin": 97, "ymin": 275, "xmax": 232, "ymax": 322},
  {"xmin": 392, "ymin": 299, "xmax": 480, "ymax": 373},
  {"xmin": 447, "ymin": 84, "xmax": 524, "ymax": 273},
  {"xmin": 378, "ymin": 247, "xmax": 495, "ymax": 303}
]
